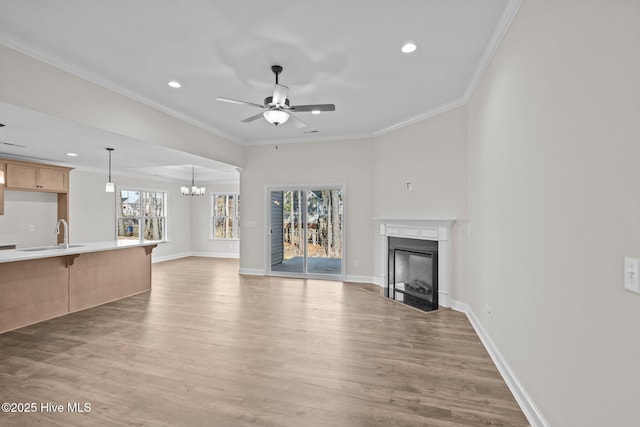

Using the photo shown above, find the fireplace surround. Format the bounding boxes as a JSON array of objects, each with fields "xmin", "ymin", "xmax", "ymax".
[{"xmin": 377, "ymin": 220, "xmax": 454, "ymax": 308}]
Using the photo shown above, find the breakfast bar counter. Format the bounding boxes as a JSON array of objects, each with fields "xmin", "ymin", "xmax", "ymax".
[{"xmin": 0, "ymin": 241, "xmax": 157, "ymax": 334}]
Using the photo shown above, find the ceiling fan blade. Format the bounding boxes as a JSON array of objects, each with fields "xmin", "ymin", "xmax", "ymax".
[
  {"xmin": 289, "ymin": 104, "xmax": 335, "ymax": 112},
  {"xmin": 241, "ymin": 112, "xmax": 265, "ymax": 123},
  {"xmin": 287, "ymin": 112, "xmax": 306, "ymax": 129},
  {"xmin": 216, "ymin": 97, "xmax": 265, "ymax": 109},
  {"xmin": 272, "ymin": 84, "xmax": 289, "ymax": 107}
]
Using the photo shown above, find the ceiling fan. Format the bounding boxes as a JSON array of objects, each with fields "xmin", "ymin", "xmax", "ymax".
[{"xmin": 216, "ymin": 65, "xmax": 335, "ymax": 128}]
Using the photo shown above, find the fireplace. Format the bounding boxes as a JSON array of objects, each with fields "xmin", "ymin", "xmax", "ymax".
[
  {"xmin": 388, "ymin": 237, "xmax": 438, "ymax": 311},
  {"xmin": 376, "ymin": 220, "xmax": 454, "ymax": 308}
]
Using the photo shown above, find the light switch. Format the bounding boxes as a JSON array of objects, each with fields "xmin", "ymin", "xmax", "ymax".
[{"xmin": 624, "ymin": 257, "xmax": 640, "ymax": 294}]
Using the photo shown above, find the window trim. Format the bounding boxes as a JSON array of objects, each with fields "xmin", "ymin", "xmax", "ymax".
[
  {"xmin": 211, "ymin": 192, "xmax": 240, "ymax": 240},
  {"xmin": 116, "ymin": 187, "xmax": 168, "ymax": 243}
]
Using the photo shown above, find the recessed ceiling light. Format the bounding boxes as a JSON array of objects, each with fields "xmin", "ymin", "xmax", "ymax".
[
  {"xmin": 66, "ymin": 152, "xmax": 78, "ymax": 157},
  {"xmin": 311, "ymin": 110, "xmax": 321, "ymax": 115},
  {"xmin": 168, "ymin": 80, "xmax": 182, "ymax": 88},
  {"xmin": 401, "ymin": 43, "xmax": 417, "ymax": 54}
]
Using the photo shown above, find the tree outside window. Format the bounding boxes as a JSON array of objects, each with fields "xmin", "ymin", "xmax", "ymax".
[
  {"xmin": 213, "ymin": 193, "xmax": 239, "ymax": 239},
  {"xmin": 117, "ymin": 190, "xmax": 166, "ymax": 242}
]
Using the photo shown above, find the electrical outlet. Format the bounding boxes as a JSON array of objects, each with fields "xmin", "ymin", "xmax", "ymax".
[
  {"xmin": 354, "ymin": 259, "xmax": 360, "ymax": 268},
  {"xmin": 28, "ymin": 224, "xmax": 35, "ymax": 232}
]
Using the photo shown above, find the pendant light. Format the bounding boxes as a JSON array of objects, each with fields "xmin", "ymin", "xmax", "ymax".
[
  {"xmin": 181, "ymin": 164, "xmax": 205, "ymax": 196},
  {"xmin": 105, "ymin": 148, "xmax": 115, "ymax": 193},
  {"xmin": 0, "ymin": 123, "xmax": 5, "ymax": 184}
]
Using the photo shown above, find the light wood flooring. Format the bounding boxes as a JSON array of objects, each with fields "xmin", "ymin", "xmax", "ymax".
[{"xmin": 0, "ymin": 257, "xmax": 529, "ymax": 426}]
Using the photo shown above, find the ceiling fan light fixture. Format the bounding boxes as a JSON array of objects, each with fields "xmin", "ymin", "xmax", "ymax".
[
  {"xmin": 217, "ymin": 65, "xmax": 334, "ymax": 126},
  {"xmin": 263, "ymin": 110, "xmax": 290, "ymax": 126}
]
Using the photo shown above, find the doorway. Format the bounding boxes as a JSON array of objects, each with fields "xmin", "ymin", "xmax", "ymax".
[{"xmin": 268, "ymin": 187, "xmax": 343, "ymax": 279}]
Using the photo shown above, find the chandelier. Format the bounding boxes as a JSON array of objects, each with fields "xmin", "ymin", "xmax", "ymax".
[{"xmin": 181, "ymin": 164, "xmax": 205, "ymax": 196}]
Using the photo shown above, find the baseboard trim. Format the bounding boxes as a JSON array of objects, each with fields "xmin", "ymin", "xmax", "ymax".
[
  {"xmin": 152, "ymin": 252, "xmax": 240, "ymax": 263},
  {"xmin": 452, "ymin": 300, "xmax": 549, "ymax": 427},
  {"xmin": 238, "ymin": 268, "xmax": 265, "ymax": 276},
  {"xmin": 152, "ymin": 252, "xmax": 191, "ymax": 263},
  {"xmin": 373, "ymin": 276, "xmax": 385, "ymax": 287},
  {"xmin": 235, "ymin": 271, "xmax": 377, "ymax": 282},
  {"xmin": 449, "ymin": 299, "xmax": 470, "ymax": 314},
  {"xmin": 344, "ymin": 275, "xmax": 376, "ymax": 284},
  {"xmin": 191, "ymin": 252, "xmax": 240, "ymax": 259}
]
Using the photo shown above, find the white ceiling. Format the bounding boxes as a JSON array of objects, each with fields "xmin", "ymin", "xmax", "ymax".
[{"xmin": 0, "ymin": 0, "xmax": 518, "ymax": 178}]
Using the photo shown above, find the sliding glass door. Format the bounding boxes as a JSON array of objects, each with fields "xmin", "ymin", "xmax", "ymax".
[{"xmin": 269, "ymin": 187, "xmax": 343, "ymax": 278}]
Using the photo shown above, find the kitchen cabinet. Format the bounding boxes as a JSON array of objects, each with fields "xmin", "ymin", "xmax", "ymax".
[
  {"xmin": 5, "ymin": 162, "xmax": 69, "ymax": 192},
  {"xmin": 0, "ymin": 159, "xmax": 71, "ymax": 231}
]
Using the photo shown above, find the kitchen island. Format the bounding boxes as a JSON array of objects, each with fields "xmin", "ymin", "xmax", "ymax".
[{"xmin": 0, "ymin": 241, "xmax": 157, "ymax": 334}]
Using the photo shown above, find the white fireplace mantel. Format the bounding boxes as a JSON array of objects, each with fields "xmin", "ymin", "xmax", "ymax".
[{"xmin": 376, "ymin": 219, "xmax": 455, "ymax": 308}]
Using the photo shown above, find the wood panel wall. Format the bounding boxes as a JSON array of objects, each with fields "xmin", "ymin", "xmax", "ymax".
[
  {"xmin": 0, "ymin": 257, "xmax": 69, "ymax": 333},
  {"xmin": 69, "ymin": 247, "xmax": 151, "ymax": 312}
]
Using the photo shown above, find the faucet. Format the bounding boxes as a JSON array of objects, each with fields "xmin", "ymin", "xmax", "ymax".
[{"xmin": 55, "ymin": 219, "xmax": 69, "ymax": 249}]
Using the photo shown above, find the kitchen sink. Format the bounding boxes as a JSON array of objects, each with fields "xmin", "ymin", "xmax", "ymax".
[{"xmin": 18, "ymin": 244, "xmax": 85, "ymax": 252}]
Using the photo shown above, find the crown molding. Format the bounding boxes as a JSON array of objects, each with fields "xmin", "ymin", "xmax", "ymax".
[
  {"xmin": 372, "ymin": 96, "xmax": 468, "ymax": 138},
  {"xmin": 246, "ymin": 131, "xmax": 375, "ymax": 147},
  {"xmin": 463, "ymin": 0, "xmax": 524, "ymax": 101},
  {"xmin": 0, "ymin": 32, "xmax": 242, "ymax": 145},
  {"xmin": 373, "ymin": 0, "xmax": 523, "ymax": 137}
]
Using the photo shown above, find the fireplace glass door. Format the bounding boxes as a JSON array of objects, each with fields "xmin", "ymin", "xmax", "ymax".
[{"xmin": 388, "ymin": 238, "xmax": 438, "ymax": 311}]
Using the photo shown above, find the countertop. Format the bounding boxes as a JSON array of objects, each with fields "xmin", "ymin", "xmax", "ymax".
[{"xmin": 0, "ymin": 240, "xmax": 158, "ymax": 264}]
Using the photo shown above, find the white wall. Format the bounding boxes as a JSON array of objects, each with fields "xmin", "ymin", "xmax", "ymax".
[
  {"xmin": 0, "ymin": 190, "xmax": 58, "ymax": 248},
  {"xmin": 240, "ymin": 139, "xmax": 375, "ymax": 280},
  {"xmin": 69, "ymin": 169, "xmax": 192, "ymax": 261},
  {"xmin": 239, "ymin": 113, "xmax": 469, "ymax": 288},
  {"xmin": 68, "ymin": 170, "xmax": 115, "ymax": 243},
  {"xmin": 467, "ymin": 1, "xmax": 640, "ymax": 425},
  {"xmin": 373, "ymin": 106, "xmax": 468, "ymax": 301},
  {"xmin": 191, "ymin": 181, "xmax": 240, "ymax": 258}
]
